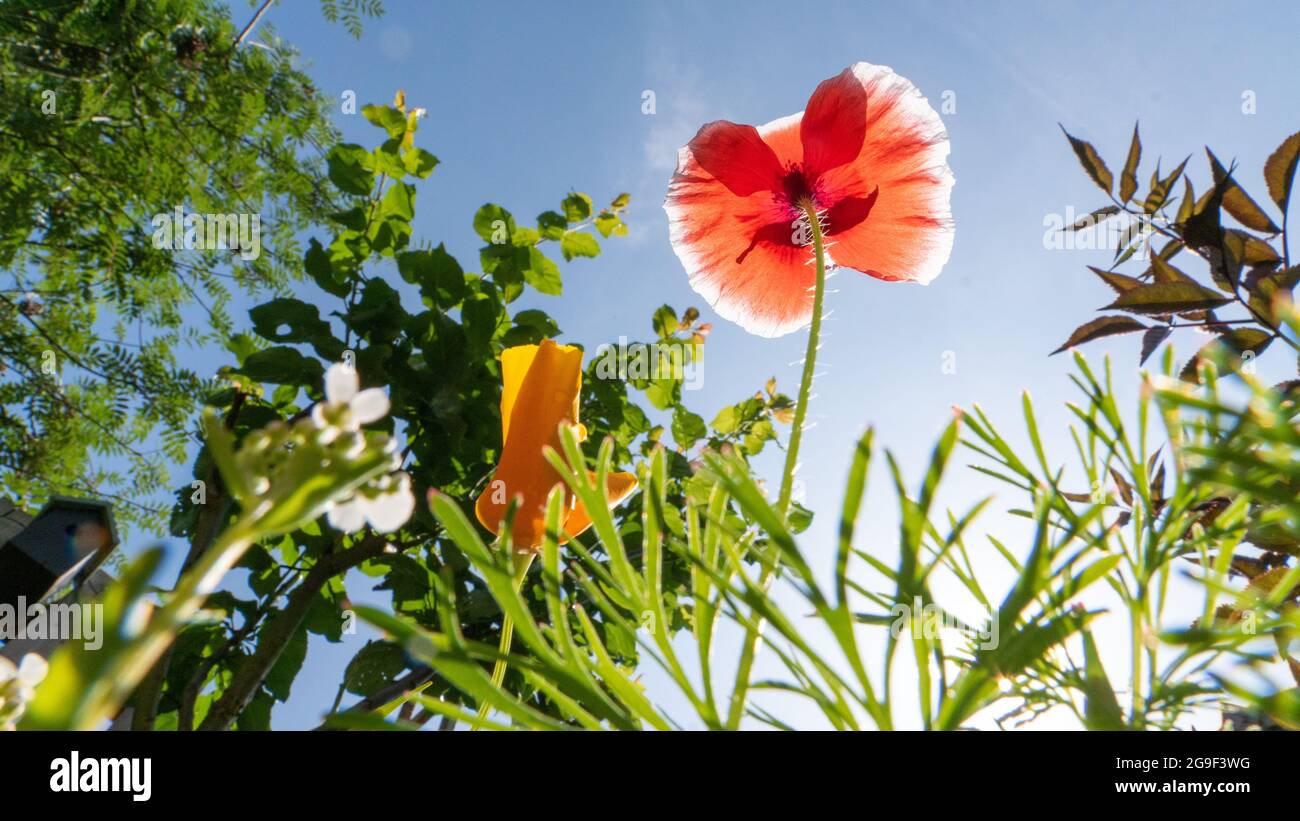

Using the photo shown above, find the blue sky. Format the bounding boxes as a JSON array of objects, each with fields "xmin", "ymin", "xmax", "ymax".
[{"xmin": 152, "ymin": 0, "xmax": 1300, "ymax": 727}]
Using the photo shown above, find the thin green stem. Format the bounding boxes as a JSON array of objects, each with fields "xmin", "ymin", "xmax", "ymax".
[
  {"xmin": 476, "ymin": 551, "xmax": 536, "ymax": 724},
  {"xmin": 725, "ymin": 199, "xmax": 829, "ymax": 729},
  {"xmin": 1130, "ymin": 593, "xmax": 1144, "ymax": 726}
]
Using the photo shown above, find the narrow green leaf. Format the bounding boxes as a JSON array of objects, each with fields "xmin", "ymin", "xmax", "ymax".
[
  {"xmin": 1105, "ymin": 282, "xmax": 1231, "ymax": 315},
  {"xmin": 1061, "ymin": 126, "xmax": 1113, "ymax": 193},
  {"xmin": 1052, "ymin": 316, "xmax": 1147, "ymax": 354},
  {"xmin": 1119, "ymin": 123, "xmax": 1141, "ymax": 204},
  {"xmin": 1264, "ymin": 131, "xmax": 1300, "ymax": 214}
]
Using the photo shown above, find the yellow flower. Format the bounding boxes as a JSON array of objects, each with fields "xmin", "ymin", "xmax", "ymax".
[{"xmin": 476, "ymin": 339, "xmax": 637, "ymax": 551}]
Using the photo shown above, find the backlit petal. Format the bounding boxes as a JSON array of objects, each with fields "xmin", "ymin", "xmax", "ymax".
[
  {"xmin": 814, "ymin": 63, "xmax": 954, "ymax": 284},
  {"xmin": 365, "ymin": 486, "xmax": 415, "ymax": 533},
  {"xmin": 327, "ymin": 497, "xmax": 366, "ymax": 533},
  {"xmin": 665, "ymin": 62, "xmax": 954, "ymax": 337},
  {"xmin": 350, "ymin": 388, "xmax": 390, "ymax": 424},
  {"xmin": 665, "ymin": 113, "xmax": 818, "ymax": 337},
  {"xmin": 476, "ymin": 340, "xmax": 584, "ymax": 549},
  {"xmin": 686, "ymin": 120, "xmax": 786, "ymax": 197},
  {"xmin": 325, "ymin": 363, "xmax": 358, "ymax": 404},
  {"xmin": 801, "ymin": 66, "xmax": 869, "ymax": 179},
  {"xmin": 561, "ymin": 470, "xmax": 639, "ymax": 543}
]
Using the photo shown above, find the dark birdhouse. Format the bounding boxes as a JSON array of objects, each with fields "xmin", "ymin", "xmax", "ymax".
[{"xmin": 0, "ymin": 497, "xmax": 118, "ymax": 609}]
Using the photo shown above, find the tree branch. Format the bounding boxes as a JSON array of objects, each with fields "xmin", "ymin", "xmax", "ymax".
[
  {"xmin": 233, "ymin": 0, "xmax": 276, "ymax": 47},
  {"xmin": 313, "ymin": 666, "xmax": 437, "ymax": 731},
  {"xmin": 197, "ymin": 533, "xmax": 389, "ymax": 731}
]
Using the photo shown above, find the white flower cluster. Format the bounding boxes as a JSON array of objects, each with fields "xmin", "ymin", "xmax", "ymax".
[
  {"xmin": 0, "ymin": 654, "xmax": 47, "ymax": 731},
  {"xmin": 220, "ymin": 362, "xmax": 415, "ymax": 535},
  {"xmin": 314, "ymin": 363, "xmax": 414, "ymax": 533}
]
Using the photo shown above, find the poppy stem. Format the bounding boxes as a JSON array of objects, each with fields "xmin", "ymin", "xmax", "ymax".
[
  {"xmin": 725, "ymin": 200, "xmax": 828, "ymax": 729},
  {"xmin": 777, "ymin": 200, "xmax": 828, "ymax": 517},
  {"xmin": 476, "ymin": 550, "xmax": 536, "ymax": 724}
]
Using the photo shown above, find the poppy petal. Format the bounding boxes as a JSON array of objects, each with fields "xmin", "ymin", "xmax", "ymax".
[
  {"xmin": 801, "ymin": 66, "xmax": 869, "ymax": 179},
  {"xmin": 687, "ymin": 120, "xmax": 786, "ymax": 197},
  {"xmin": 665, "ymin": 114, "xmax": 818, "ymax": 338},
  {"xmin": 561, "ymin": 470, "xmax": 639, "ymax": 543},
  {"xmin": 476, "ymin": 340, "xmax": 585, "ymax": 549},
  {"xmin": 815, "ymin": 63, "xmax": 954, "ymax": 284},
  {"xmin": 497, "ymin": 341, "xmax": 582, "ymax": 448}
]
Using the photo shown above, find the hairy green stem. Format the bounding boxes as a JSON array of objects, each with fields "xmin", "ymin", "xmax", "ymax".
[
  {"xmin": 777, "ymin": 203, "xmax": 829, "ymax": 514},
  {"xmin": 726, "ymin": 199, "xmax": 829, "ymax": 728}
]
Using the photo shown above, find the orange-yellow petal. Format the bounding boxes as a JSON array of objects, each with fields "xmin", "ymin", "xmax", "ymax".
[
  {"xmin": 560, "ymin": 470, "xmax": 639, "ymax": 543},
  {"xmin": 476, "ymin": 339, "xmax": 585, "ymax": 549}
]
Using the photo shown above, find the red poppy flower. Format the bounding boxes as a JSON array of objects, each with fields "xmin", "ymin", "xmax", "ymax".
[{"xmin": 664, "ymin": 62, "xmax": 955, "ymax": 337}]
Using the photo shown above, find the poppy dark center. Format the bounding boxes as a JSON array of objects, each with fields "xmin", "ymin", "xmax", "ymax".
[{"xmin": 780, "ymin": 165, "xmax": 818, "ymax": 209}]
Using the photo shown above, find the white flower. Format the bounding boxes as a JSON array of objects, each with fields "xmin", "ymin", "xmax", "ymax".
[
  {"xmin": 312, "ymin": 362, "xmax": 390, "ymax": 433},
  {"xmin": 327, "ymin": 471, "xmax": 415, "ymax": 534}
]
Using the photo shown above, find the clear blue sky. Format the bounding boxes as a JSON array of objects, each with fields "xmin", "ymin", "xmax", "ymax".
[{"xmin": 150, "ymin": 0, "xmax": 1300, "ymax": 727}]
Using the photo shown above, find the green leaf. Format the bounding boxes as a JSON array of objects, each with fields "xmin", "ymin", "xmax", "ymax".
[
  {"xmin": 379, "ymin": 180, "xmax": 416, "ymax": 221},
  {"xmin": 1218, "ymin": 328, "xmax": 1273, "ymax": 355},
  {"xmin": 1081, "ymin": 629, "xmax": 1126, "ymax": 730},
  {"xmin": 560, "ymin": 231, "xmax": 600, "ymax": 261},
  {"xmin": 249, "ymin": 298, "xmax": 344, "ymax": 360},
  {"xmin": 1148, "ymin": 253, "xmax": 1195, "ymax": 285},
  {"xmin": 347, "ymin": 277, "xmax": 405, "ymax": 343},
  {"xmin": 1144, "ymin": 156, "xmax": 1188, "ymax": 215},
  {"xmin": 1061, "ymin": 126, "xmax": 1113, "ymax": 193},
  {"xmin": 1264, "ymin": 131, "xmax": 1300, "ymax": 215},
  {"xmin": 362, "ymin": 104, "xmax": 408, "ymax": 139},
  {"xmin": 1087, "ymin": 266, "xmax": 1142, "ymax": 296},
  {"xmin": 502, "ymin": 309, "xmax": 561, "ymax": 346},
  {"xmin": 1179, "ymin": 328, "xmax": 1273, "ymax": 382},
  {"xmin": 523, "ymin": 247, "xmax": 562, "ymax": 295},
  {"xmin": 787, "ymin": 501, "xmax": 814, "ymax": 534},
  {"xmin": 742, "ymin": 418, "xmax": 775, "ymax": 455},
  {"xmin": 562, "ymin": 192, "xmax": 593, "ymax": 222},
  {"xmin": 238, "ymin": 346, "xmax": 325, "ymax": 387},
  {"xmin": 671, "ymin": 406, "xmax": 706, "ymax": 450},
  {"xmin": 1176, "ymin": 176, "xmax": 1197, "ymax": 224},
  {"xmin": 594, "ymin": 211, "xmax": 626, "ymax": 238},
  {"xmin": 537, "ymin": 210, "xmax": 568, "ymax": 240},
  {"xmin": 264, "ymin": 627, "xmax": 309, "ymax": 702},
  {"xmin": 396, "ymin": 245, "xmax": 465, "ymax": 309},
  {"xmin": 1051, "ymin": 316, "xmax": 1147, "ymax": 354},
  {"xmin": 305, "ymin": 238, "xmax": 349, "ymax": 297},
  {"xmin": 653, "ymin": 305, "xmax": 678, "ymax": 338},
  {"xmin": 474, "ymin": 204, "xmax": 515, "ymax": 244},
  {"xmin": 402, "ymin": 147, "xmax": 439, "ymax": 178},
  {"xmin": 1139, "ymin": 326, "xmax": 1171, "ymax": 365},
  {"xmin": 344, "ymin": 641, "xmax": 409, "ymax": 697},
  {"xmin": 1207, "ymin": 149, "xmax": 1281, "ymax": 234},
  {"xmin": 234, "ymin": 692, "xmax": 273, "ymax": 731},
  {"xmin": 1119, "ymin": 123, "xmax": 1141, "ymax": 204},
  {"xmin": 304, "ymin": 586, "xmax": 346, "ymax": 641},
  {"xmin": 1105, "ymin": 282, "xmax": 1231, "ymax": 315},
  {"xmin": 327, "ymin": 143, "xmax": 376, "ymax": 196},
  {"xmin": 711, "ymin": 405, "xmax": 739, "ymax": 435},
  {"xmin": 1068, "ymin": 206, "xmax": 1120, "ymax": 231}
]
